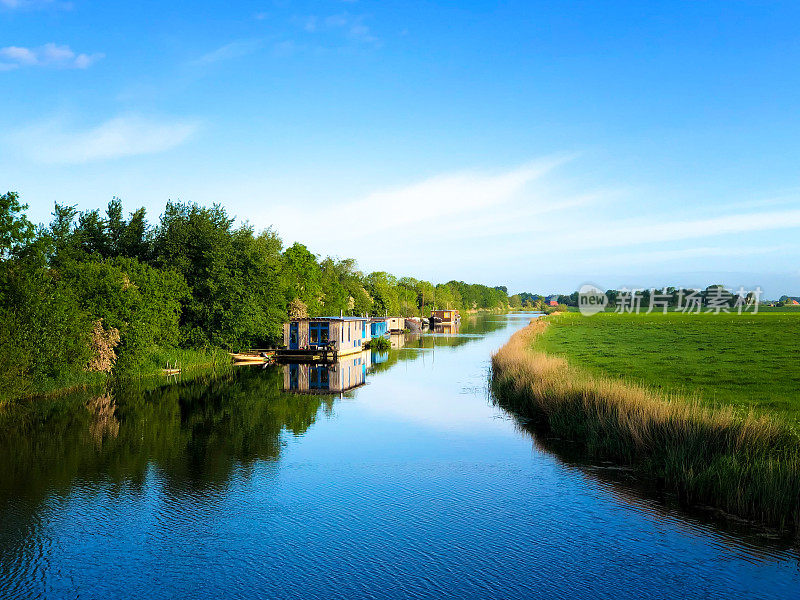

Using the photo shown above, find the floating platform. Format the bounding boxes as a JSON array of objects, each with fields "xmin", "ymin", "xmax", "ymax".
[{"xmin": 275, "ymin": 348, "xmax": 338, "ymax": 363}]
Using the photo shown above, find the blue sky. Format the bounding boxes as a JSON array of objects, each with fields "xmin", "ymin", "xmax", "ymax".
[{"xmin": 2, "ymin": 0, "xmax": 799, "ymax": 297}]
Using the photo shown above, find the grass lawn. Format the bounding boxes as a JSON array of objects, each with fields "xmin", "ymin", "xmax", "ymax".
[{"xmin": 533, "ymin": 311, "xmax": 800, "ymax": 426}]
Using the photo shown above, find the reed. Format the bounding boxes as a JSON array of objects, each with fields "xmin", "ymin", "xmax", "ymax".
[{"xmin": 491, "ymin": 319, "xmax": 800, "ymax": 531}]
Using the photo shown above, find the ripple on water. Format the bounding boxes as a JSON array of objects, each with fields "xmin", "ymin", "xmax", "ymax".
[{"xmin": 0, "ymin": 314, "xmax": 798, "ymax": 599}]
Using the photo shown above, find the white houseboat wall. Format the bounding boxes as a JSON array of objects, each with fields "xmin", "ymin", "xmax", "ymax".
[
  {"xmin": 283, "ymin": 317, "xmax": 371, "ymax": 357},
  {"xmin": 386, "ymin": 317, "xmax": 406, "ymax": 332}
]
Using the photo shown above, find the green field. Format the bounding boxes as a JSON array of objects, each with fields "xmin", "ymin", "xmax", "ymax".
[{"xmin": 533, "ymin": 312, "xmax": 800, "ymax": 426}]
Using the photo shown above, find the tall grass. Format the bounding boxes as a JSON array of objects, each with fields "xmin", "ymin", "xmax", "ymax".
[
  {"xmin": 133, "ymin": 346, "xmax": 232, "ymax": 376},
  {"xmin": 0, "ymin": 370, "xmax": 107, "ymax": 410},
  {"xmin": 0, "ymin": 347, "xmax": 233, "ymax": 409},
  {"xmin": 492, "ymin": 319, "xmax": 800, "ymax": 531}
]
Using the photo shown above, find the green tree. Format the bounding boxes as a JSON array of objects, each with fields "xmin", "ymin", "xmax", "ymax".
[
  {"xmin": 0, "ymin": 192, "xmax": 34, "ymax": 259},
  {"xmin": 282, "ymin": 242, "xmax": 323, "ymax": 316},
  {"xmin": 366, "ymin": 271, "xmax": 400, "ymax": 316}
]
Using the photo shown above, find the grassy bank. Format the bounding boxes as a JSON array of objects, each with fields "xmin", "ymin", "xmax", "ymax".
[
  {"xmin": 0, "ymin": 370, "xmax": 109, "ymax": 409},
  {"xmin": 0, "ymin": 346, "xmax": 232, "ymax": 409},
  {"xmin": 535, "ymin": 312, "xmax": 800, "ymax": 426},
  {"xmin": 134, "ymin": 346, "xmax": 232, "ymax": 377},
  {"xmin": 491, "ymin": 317, "xmax": 800, "ymax": 531}
]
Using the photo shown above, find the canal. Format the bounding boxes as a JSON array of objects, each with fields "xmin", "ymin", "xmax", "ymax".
[{"xmin": 0, "ymin": 313, "xmax": 798, "ymax": 599}]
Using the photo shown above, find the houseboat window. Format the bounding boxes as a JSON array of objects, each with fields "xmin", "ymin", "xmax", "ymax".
[{"xmin": 309, "ymin": 322, "xmax": 329, "ymax": 346}]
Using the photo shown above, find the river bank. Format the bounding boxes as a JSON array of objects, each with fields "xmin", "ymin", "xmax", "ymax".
[
  {"xmin": 1, "ymin": 346, "xmax": 232, "ymax": 409},
  {"xmin": 491, "ymin": 317, "xmax": 800, "ymax": 532},
  {"xmin": 5, "ymin": 310, "xmax": 509, "ymax": 407}
]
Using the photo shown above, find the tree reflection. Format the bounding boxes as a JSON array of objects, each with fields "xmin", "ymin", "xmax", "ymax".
[{"xmin": 0, "ymin": 367, "xmax": 332, "ymax": 507}]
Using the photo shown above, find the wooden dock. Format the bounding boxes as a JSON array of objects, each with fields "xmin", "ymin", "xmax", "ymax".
[
  {"xmin": 275, "ymin": 348, "xmax": 338, "ymax": 363},
  {"xmin": 231, "ymin": 347, "xmax": 343, "ymax": 364}
]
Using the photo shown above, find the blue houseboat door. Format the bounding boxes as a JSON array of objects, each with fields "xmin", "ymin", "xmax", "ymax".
[{"xmin": 289, "ymin": 322, "xmax": 299, "ymax": 349}]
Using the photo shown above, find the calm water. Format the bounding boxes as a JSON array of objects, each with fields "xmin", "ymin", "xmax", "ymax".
[{"xmin": 1, "ymin": 313, "xmax": 798, "ymax": 599}]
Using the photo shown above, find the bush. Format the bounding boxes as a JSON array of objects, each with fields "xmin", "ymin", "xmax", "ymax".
[{"xmin": 366, "ymin": 336, "xmax": 391, "ymax": 351}]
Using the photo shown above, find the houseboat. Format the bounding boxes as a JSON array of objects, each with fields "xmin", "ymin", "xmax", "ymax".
[
  {"xmin": 386, "ymin": 317, "xmax": 406, "ymax": 332},
  {"xmin": 369, "ymin": 317, "xmax": 389, "ymax": 338},
  {"xmin": 282, "ymin": 316, "xmax": 371, "ymax": 359},
  {"xmin": 430, "ymin": 309, "xmax": 461, "ymax": 325}
]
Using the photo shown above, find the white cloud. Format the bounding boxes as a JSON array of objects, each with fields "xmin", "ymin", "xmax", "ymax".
[
  {"xmin": 9, "ymin": 115, "xmax": 199, "ymax": 164},
  {"xmin": 1, "ymin": 46, "xmax": 37, "ymax": 65},
  {"xmin": 191, "ymin": 40, "xmax": 261, "ymax": 66},
  {"xmin": 265, "ymin": 157, "xmax": 800, "ymax": 285},
  {"xmin": 270, "ymin": 157, "xmax": 571, "ymax": 263},
  {"xmin": 0, "ymin": 43, "xmax": 102, "ymax": 70},
  {"xmin": 298, "ymin": 12, "xmax": 378, "ymax": 44},
  {"xmin": 496, "ymin": 207, "xmax": 800, "ymax": 259},
  {"xmin": 275, "ymin": 157, "xmax": 566, "ymax": 230}
]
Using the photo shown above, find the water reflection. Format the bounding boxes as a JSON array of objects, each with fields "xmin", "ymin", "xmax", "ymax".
[
  {"xmin": 282, "ymin": 352, "xmax": 372, "ymax": 394},
  {"xmin": 389, "ymin": 332, "xmax": 405, "ymax": 349},
  {"xmin": 86, "ymin": 392, "xmax": 120, "ymax": 448},
  {"xmin": 512, "ymin": 419, "xmax": 800, "ymax": 562},
  {"xmin": 0, "ymin": 312, "xmax": 798, "ymax": 599},
  {"xmin": 0, "ymin": 368, "xmax": 333, "ymax": 514},
  {"xmin": 433, "ymin": 323, "xmax": 460, "ymax": 334}
]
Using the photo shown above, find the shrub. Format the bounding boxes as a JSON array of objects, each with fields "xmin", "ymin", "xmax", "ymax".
[{"xmin": 366, "ymin": 336, "xmax": 391, "ymax": 351}]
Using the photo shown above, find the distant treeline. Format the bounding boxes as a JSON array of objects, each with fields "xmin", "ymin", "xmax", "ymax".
[
  {"xmin": 509, "ymin": 292, "xmax": 569, "ymax": 312},
  {"xmin": 0, "ymin": 192, "xmax": 510, "ymax": 401}
]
